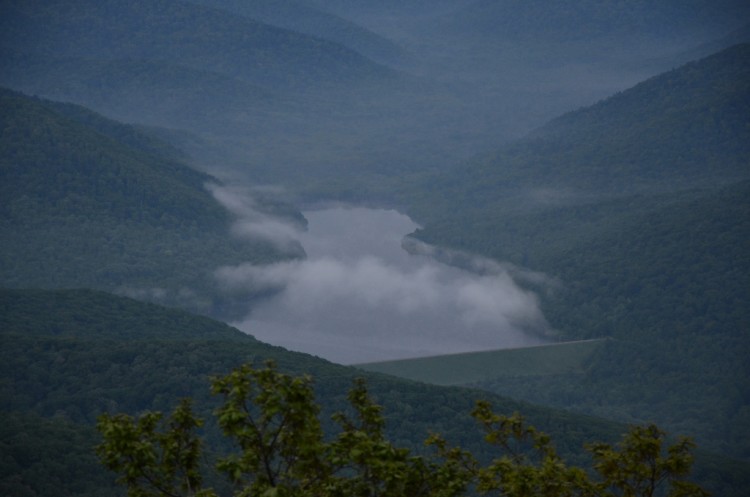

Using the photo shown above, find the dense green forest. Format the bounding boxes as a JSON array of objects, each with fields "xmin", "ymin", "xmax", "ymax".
[
  {"xmin": 2, "ymin": 289, "xmax": 749, "ymax": 496},
  {"xmin": 0, "ymin": 88, "xmax": 296, "ymax": 315},
  {"xmin": 403, "ymin": 45, "xmax": 750, "ymax": 461}
]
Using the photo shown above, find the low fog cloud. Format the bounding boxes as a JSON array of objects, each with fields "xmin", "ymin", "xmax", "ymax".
[
  {"xmin": 213, "ymin": 206, "xmax": 553, "ymax": 364},
  {"xmin": 207, "ymin": 183, "xmax": 303, "ymax": 253},
  {"xmin": 403, "ymin": 238, "xmax": 559, "ymax": 289},
  {"xmin": 116, "ymin": 285, "xmax": 207, "ymax": 311}
]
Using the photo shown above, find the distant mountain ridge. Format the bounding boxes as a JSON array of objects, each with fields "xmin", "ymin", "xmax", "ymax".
[
  {"xmin": 6, "ymin": 0, "xmax": 744, "ymax": 195},
  {"xmin": 415, "ymin": 43, "xmax": 750, "ymax": 211},
  {"xmin": 0, "ymin": 52, "xmax": 284, "ymax": 133},
  {"xmin": 0, "ymin": 0, "xmax": 446, "ymax": 187},
  {"xmin": 433, "ymin": 0, "xmax": 750, "ymax": 42},
  {"xmin": 0, "ymin": 0, "xmax": 394, "ymax": 89},
  {"xmin": 186, "ymin": 0, "xmax": 406, "ymax": 65}
]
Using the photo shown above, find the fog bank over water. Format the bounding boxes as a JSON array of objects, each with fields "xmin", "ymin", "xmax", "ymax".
[{"xmin": 218, "ymin": 207, "xmax": 550, "ymax": 364}]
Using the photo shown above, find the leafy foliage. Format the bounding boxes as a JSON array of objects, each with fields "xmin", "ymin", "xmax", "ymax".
[
  {"xmin": 587, "ymin": 424, "xmax": 703, "ymax": 497},
  {"xmin": 97, "ymin": 363, "xmax": 709, "ymax": 497},
  {"xmin": 211, "ymin": 364, "xmax": 327, "ymax": 495},
  {"xmin": 98, "ymin": 399, "xmax": 205, "ymax": 497}
]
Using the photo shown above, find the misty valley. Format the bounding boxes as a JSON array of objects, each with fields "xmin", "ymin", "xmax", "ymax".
[
  {"xmin": 224, "ymin": 206, "xmax": 547, "ymax": 364},
  {"xmin": 1, "ymin": 0, "xmax": 750, "ymax": 496}
]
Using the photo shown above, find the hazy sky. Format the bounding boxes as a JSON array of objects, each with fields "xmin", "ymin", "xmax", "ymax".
[{"xmin": 211, "ymin": 186, "xmax": 550, "ymax": 364}]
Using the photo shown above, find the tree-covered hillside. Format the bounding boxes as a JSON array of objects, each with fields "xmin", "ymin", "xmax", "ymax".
[
  {"xmin": 411, "ymin": 43, "xmax": 750, "ymax": 211},
  {"xmin": 0, "ymin": 88, "xmax": 292, "ymax": 315},
  {"xmin": 406, "ymin": 45, "xmax": 750, "ymax": 461},
  {"xmin": 2, "ymin": 289, "xmax": 748, "ymax": 496}
]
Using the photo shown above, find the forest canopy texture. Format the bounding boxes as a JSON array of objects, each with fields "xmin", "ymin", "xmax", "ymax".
[{"xmin": 97, "ymin": 362, "xmax": 708, "ymax": 497}]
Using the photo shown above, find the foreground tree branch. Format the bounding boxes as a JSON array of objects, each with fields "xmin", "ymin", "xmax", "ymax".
[{"xmin": 97, "ymin": 362, "xmax": 708, "ymax": 497}]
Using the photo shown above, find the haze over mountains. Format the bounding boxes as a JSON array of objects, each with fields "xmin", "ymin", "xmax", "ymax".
[
  {"xmin": 187, "ymin": 0, "xmax": 407, "ymax": 66},
  {"xmin": 3, "ymin": 0, "xmax": 748, "ymax": 192},
  {"xmin": 1, "ymin": 1, "xmax": 749, "ymax": 495}
]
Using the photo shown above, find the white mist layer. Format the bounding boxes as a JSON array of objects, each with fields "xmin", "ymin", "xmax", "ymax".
[
  {"xmin": 214, "ymin": 205, "xmax": 550, "ymax": 364},
  {"xmin": 207, "ymin": 183, "xmax": 302, "ymax": 252}
]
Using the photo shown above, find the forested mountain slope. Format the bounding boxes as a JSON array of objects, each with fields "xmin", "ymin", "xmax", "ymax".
[
  {"xmin": 408, "ymin": 44, "xmax": 750, "ymax": 461},
  {"xmin": 2, "ymin": 289, "xmax": 748, "ymax": 496},
  {"xmin": 0, "ymin": 89, "xmax": 292, "ymax": 315},
  {"xmin": 412, "ymin": 44, "xmax": 750, "ymax": 319},
  {"xmin": 412, "ymin": 43, "xmax": 750, "ymax": 210},
  {"xmin": 409, "ymin": 182, "xmax": 750, "ymax": 459}
]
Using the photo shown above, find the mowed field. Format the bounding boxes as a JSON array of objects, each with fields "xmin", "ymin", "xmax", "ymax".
[{"xmin": 355, "ymin": 339, "xmax": 608, "ymax": 385}]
